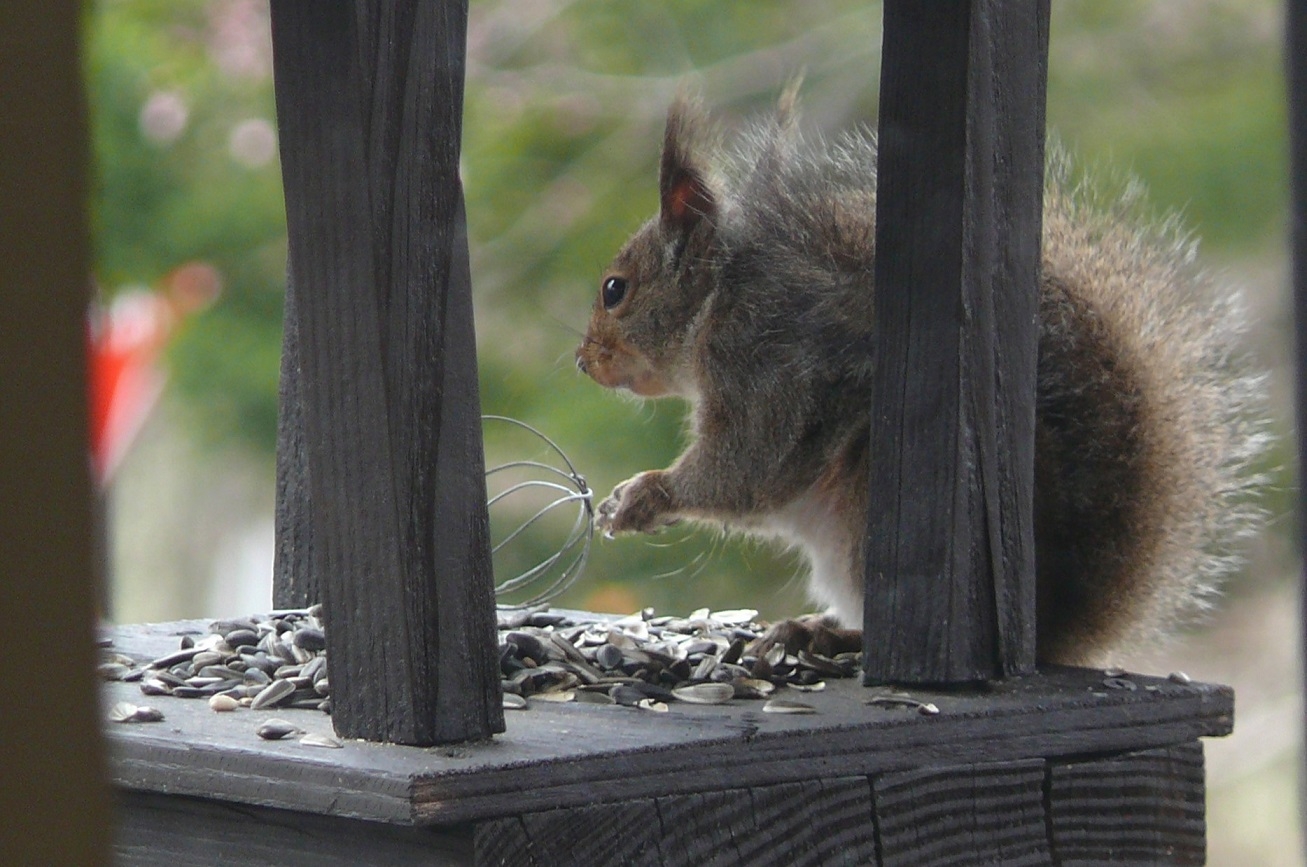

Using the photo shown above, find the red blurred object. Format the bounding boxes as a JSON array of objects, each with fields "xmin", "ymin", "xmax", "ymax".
[{"xmin": 88, "ymin": 262, "xmax": 221, "ymax": 486}]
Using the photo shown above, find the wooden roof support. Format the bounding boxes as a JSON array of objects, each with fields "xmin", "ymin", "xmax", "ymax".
[
  {"xmin": 0, "ymin": 0, "xmax": 112, "ymax": 860},
  {"xmin": 1286, "ymin": 0, "xmax": 1307, "ymax": 821},
  {"xmin": 865, "ymin": 0, "xmax": 1049, "ymax": 684},
  {"xmin": 269, "ymin": 0, "xmax": 502, "ymax": 745}
]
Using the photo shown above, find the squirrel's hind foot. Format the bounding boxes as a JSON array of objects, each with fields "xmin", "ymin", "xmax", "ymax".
[{"xmin": 749, "ymin": 613, "xmax": 863, "ymax": 659}]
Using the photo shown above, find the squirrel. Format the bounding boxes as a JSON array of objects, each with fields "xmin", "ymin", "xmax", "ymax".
[{"xmin": 574, "ymin": 91, "xmax": 1268, "ymax": 666}]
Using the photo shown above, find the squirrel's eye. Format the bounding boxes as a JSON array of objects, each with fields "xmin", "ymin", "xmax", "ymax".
[{"xmin": 601, "ymin": 276, "xmax": 629, "ymax": 310}]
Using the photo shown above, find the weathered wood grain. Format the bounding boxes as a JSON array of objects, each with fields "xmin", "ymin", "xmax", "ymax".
[
  {"xmin": 521, "ymin": 799, "xmax": 666, "ymax": 866},
  {"xmin": 873, "ymin": 759, "xmax": 1050, "ymax": 866},
  {"xmin": 273, "ymin": 259, "xmax": 310, "ymax": 610},
  {"xmin": 735, "ymin": 780, "xmax": 826, "ymax": 866},
  {"xmin": 269, "ymin": 0, "xmax": 502, "ymax": 744},
  {"xmin": 866, "ymin": 0, "xmax": 1049, "ymax": 683},
  {"xmin": 104, "ymin": 625, "xmax": 1231, "ymax": 828},
  {"xmin": 813, "ymin": 777, "xmax": 880, "ymax": 866},
  {"xmin": 472, "ymin": 817, "xmax": 536, "ymax": 867},
  {"xmin": 1048, "ymin": 743, "xmax": 1206, "ymax": 866},
  {"xmin": 740, "ymin": 779, "xmax": 877, "ymax": 867},
  {"xmin": 475, "ymin": 779, "xmax": 883, "ymax": 867},
  {"xmin": 116, "ymin": 790, "xmax": 472, "ymax": 867},
  {"xmin": 643, "ymin": 789, "xmax": 744, "ymax": 865},
  {"xmin": 474, "ymin": 779, "xmax": 879, "ymax": 867},
  {"xmin": 114, "ymin": 749, "xmax": 1215, "ymax": 867}
]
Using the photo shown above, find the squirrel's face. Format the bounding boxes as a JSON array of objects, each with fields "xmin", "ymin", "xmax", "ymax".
[
  {"xmin": 576, "ymin": 223, "xmax": 680, "ymax": 398},
  {"xmin": 577, "ymin": 92, "xmax": 719, "ymax": 399}
]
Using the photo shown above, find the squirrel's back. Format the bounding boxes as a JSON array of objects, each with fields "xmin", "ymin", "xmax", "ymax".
[{"xmin": 720, "ymin": 116, "xmax": 1268, "ymax": 664}]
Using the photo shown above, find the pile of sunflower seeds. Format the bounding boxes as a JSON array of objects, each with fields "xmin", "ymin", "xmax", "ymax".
[
  {"xmin": 496, "ymin": 607, "xmax": 858, "ymax": 713},
  {"xmin": 101, "ymin": 606, "xmax": 332, "ymax": 716},
  {"xmin": 101, "ymin": 606, "xmax": 863, "ymax": 719}
]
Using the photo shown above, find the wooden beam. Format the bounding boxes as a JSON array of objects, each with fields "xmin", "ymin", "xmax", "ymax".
[
  {"xmin": 103, "ymin": 624, "xmax": 1234, "ymax": 828},
  {"xmin": 0, "ymin": 0, "xmax": 112, "ymax": 862},
  {"xmin": 269, "ymin": 0, "xmax": 503, "ymax": 744},
  {"xmin": 1046, "ymin": 743, "xmax": 1206, "ymax": 865},
  {"xmin": 117, "ymin": 792, "xmax": 473, "ymax": 867},
  {"xmin": 865, "ymin": 0, "xmax": 1049, "ymax": 683},
  {"xmin": 872, "ymin": 760, "xmax": 1049, "ymax": 865},
  {"xmin": 1286, "ymin": 0, "xmax": 1307, "ymax": 831}
]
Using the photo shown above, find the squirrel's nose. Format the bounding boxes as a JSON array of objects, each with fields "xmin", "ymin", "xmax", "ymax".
[{"xmin": 575, "ymin": 351, "xmax": 588, "ymax": 375}]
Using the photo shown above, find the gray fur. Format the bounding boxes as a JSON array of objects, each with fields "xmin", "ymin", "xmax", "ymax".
[{"xmin": 580, "ymin": 96, "xmax": 1269, "ymax": 665}]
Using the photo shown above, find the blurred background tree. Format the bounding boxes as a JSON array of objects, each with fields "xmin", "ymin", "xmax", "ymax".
[
  {"xmin": 90, "ymin": 3, "xmax": 1296, "ymax": 859},
  {"xmin": 90, "ymin": 0, "xmax": 1293, "ymax": 620}
]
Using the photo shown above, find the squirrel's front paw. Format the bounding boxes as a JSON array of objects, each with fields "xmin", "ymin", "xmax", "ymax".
[{"xmin": 596, "ymin": 471, "xmax": 678, "ymax": 537}]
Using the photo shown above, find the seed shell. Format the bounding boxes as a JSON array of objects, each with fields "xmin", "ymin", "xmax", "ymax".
[
  {"xmin": 250, "ymin": 678, "xmax": 296, "ymax": 710},
  {"xmin": 256, "ymin": 718, "xmax": 300, "ymax": 740},
  {"xmin": 671, "ymin": 683, "xmax": 735, "ymax": 705},
  {"xmin": 531, "ymin": 689, "xmax": 576, "ymax": 703},
  {"xmin": 208, "ymin": 694, "xmax": 240, "ymax": 712},
  {"xmin": 109, "ymin": 701, "xmax": 165, "ymax": 723},
  {"xmin": 763, "ymin": 699, "xmax": 816, "ymax": 714}
]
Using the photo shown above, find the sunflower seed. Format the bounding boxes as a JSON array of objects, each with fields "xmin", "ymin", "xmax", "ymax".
[
  {"xmin": 733, "ymin": 678, "xmax": 775, "ymax": 699},
  {"xmin": 292, "ymin": 627, "xmax": 326, "ymax": 652},
  {"xmin": 788, "ymin": 680, "xmax": 826, "ymax": 692},
  {"xmin": 573, "ymin": 690, "xmax": 616, "ymax": 705},
  {"xmin": 108, "ymin": 701, "xmax": 140, "ymax": 722},
  {"xmin": 609, "ymin": 685, "xmax": 647, "ymax": 707},
  {"xmin": 109, "ymin": 701, "xmax": 164, "ymax": 723},
  {"xmin": 250, "ymin": 678, "xmax": 296, "ymax": 710},
  {"xmin": 763, "ymin": 699, "xmax": 815, "ymax": 714},
  {"xmin": 711, "ymin": 609, "xmax": 758, "ymax": 626},
  {"xmin": 671, "ymin": 683, "xmax": 735, "ymax": 705},
  {"xmin": 150, "ymin": 648, "xmax": 200, "ymax": 669},
  {"xmin": 180, "ymin": 604, "xmax": 865, "ymax": 724},
  {"xmin": 208, "ymin": 694, "xmax": 240, "ymax": 712},
  {"xmin": 225, "ymin": 629, "xmax": 260, "ymax": 651},
  {"xmin": 594, "ymin": 643, "xmax": 624, "ymax": 670},
  {"xmin": 531, "ymin": 690, "xmax": 575, "ymax": 703},
  {"xmin": 98, "ymin": 662, "xmax": 131, "ymax": 681},
  {"xmin": 256, "ymin": 718, "xmax": 300, "ymax": 740}
]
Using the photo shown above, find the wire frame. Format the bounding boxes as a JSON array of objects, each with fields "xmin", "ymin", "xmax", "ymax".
[{"xmin": 483, "ymin": 415, "xmax": 594, "ymax": 607}]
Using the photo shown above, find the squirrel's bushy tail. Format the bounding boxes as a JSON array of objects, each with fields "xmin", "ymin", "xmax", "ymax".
[
  {"xmin": 686, "ymin": 96, "xmax": 1267, "ymax": 663},
  {"xmin": 1034, "ymin": 151, "xmax": 1269, "ymax": 665}
]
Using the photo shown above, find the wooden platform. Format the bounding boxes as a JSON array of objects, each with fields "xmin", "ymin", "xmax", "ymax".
[{"xmin": 106, "ymin": 620, "xmax": 1230, "ymax": 865}]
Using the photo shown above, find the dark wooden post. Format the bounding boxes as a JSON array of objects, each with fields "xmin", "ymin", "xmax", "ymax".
[
  {"xmin": 865, "ymin": 0, "xmax": 1049, "ymax": 684},
  {"xmin": 1286, "ymin": 0, "xmax": 1307, "ymax": 838},
  {"xmin": 0, "ymin": 0, "xmax": 112, "ymax": 860},
  {"xmin": 272, "ymin": 258, "xmax": 310, "ymax": 609},
  {"xmin": 269, "ymin": 0, "xmax": 503, "ymax": 745}
]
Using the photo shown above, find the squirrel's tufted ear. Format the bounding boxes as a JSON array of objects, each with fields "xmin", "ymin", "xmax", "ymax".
[{"xmin": 660, "ymin": 93, "xmax": 717, "ymax": 235}]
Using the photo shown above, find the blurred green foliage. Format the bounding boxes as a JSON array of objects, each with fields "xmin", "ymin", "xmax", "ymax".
[
  {"xmin": 89, "ymin": 0, "xmax": 1290, "ymax": 618},
  {"xmin": 89, "ymin": 0, "xmax": 286, "ymax": 447}
]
